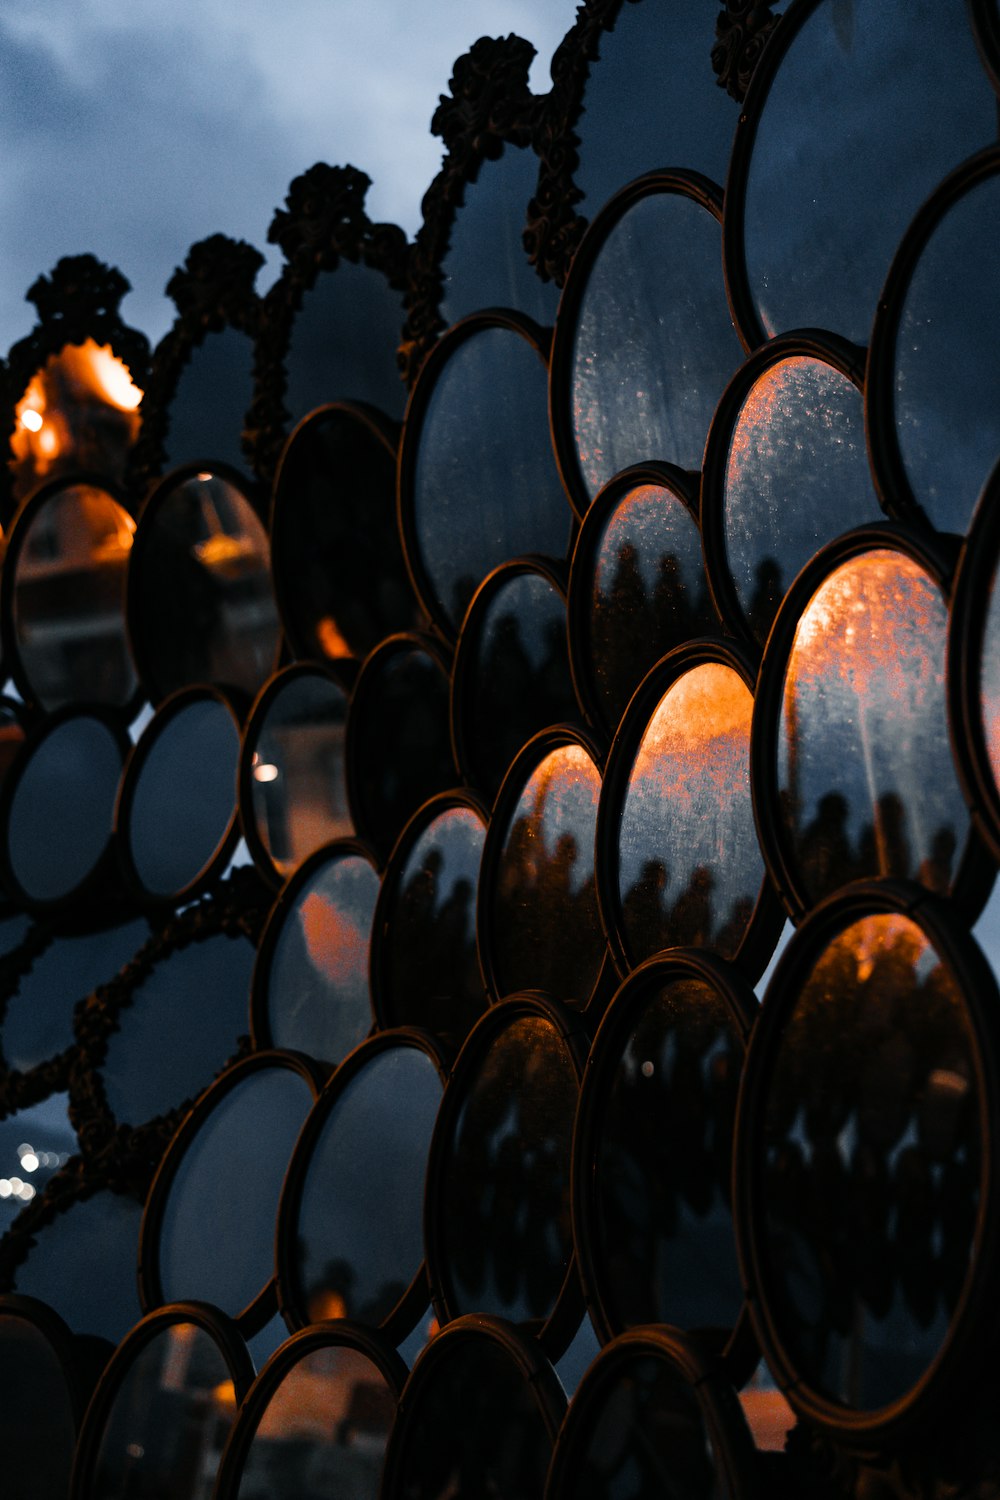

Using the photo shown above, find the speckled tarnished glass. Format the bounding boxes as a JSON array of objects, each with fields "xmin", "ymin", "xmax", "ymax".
[
  {"xmin": 722, "ymin": 357, "xmax": 878, "ymax": 643},
  {"xmin": 759, "ymin": 913, "xmax": 979, "ymax": 1410},
  {"xmin": 777, "ymin": 550, "xmax": 967, "ymax": 903},
  {"xmin": 571, "ymin": 192, "xmax": 742, "ymax": 504},
  {"xmin": 382, "ymin": 805, "xmax": 487, "ymax": 1039},
  {"xmin": 741, "ymin": 0, "xmax": 995, "ymax": 343},
  {"xmin": 894, "ymin": 170, "xmax": 1000, "ymax": 536},
  {"xmin": 618, "ymin": 663, "xmax": 761, "ymax": 963},
  {"xmin": 412, "ymin": 327, "xmax": 570, "ymax": 629},
  {"xmin": 588, "ymin": 483, "xmax": 714, "ymax": 731},
  {"xmin": 492, "ymin": 744, "xmax": 604, "ymax": 1005},
  {"xmin": 266, "ymin": 852, "xmax": 379, "ymax": 1067}
]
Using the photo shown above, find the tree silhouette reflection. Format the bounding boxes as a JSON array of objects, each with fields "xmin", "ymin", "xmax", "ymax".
[
  {"xmin": 595, "ymin": 981, "xmax": 744, "ymax": 1334},
  {"xmin": 442, "ymin": 1017, "xmax": 577, "ymax": 1325},
  {"xmin": 761, "ymin": 915, "xmax": 979, "ymax": 1410},
  {"xmin": 592, "ymin": 537, "xmax": 716, "ymax": 730}
]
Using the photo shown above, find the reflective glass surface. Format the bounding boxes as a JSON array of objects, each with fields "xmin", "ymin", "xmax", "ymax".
[
  {"xmin": 128, "ymin": 698, "xmax": 240, "ymax": 897},
  {"xmin": 265, "ymin": 852, "xmax": 379, "ymax": 1066},
  {"xmin": 3, "ymin": 918, "xmax": 148, "ymax": 1073},
  {"xmin": 562, "ymin": 1352, "xmax": 721, "ymax": 1500},
  {"xmin": 593, "ymin": 980, "xmax": 744, "ymax": 1334},
  {"xmin": 0, "ymin": 705, "xmax": 26, "ymax": 794},
  {"xmin": 0, "ymin": 1314, "xmax": 76, "ymax": 1500},
  {"xmin": 351, "ymin": 646, "xmax": 455, "ymax": 855},
  {"xmin": 295, "ymin": 1046, "xmax": 442, "ymax": 1326},
  {"xmin": 92, "ymin": 1323, "xmax": 237, "ymax": 1500},
  {"xmin": 463, "ymin": 571, "xmax": 577, "ymax": 797},
  {"xmin": 492, "ymin": 744, "xmax": 604, "ymax": 1005},
  {"xmin": 285, "ymin": 262, "xmax": 407, "ymax": 423},
  {"xmin": 7, "ymin": 715, "xmax": 123, "ymax": 902},
  {"xmin": 132, "ymin": 472, "xmax": 280, "ymax": 699},
  {"xmin": 382, "ymin": 806, "xmax": 487, "ymax": 1038},
  {"xmin": 759, "ymin": 914, "xmax": 979, "ymax": 1409},
  {"xmin": 778, "ymin": 551, "xmax": 967, "ymax": 904},
  {"xmin": 392, "ymin": 1337, "xmax": 556, "ymax": 1500},
  {"xmin": 722, "ymin": 357, "xmax": 878, "ymax": 643},
  {"xmin": 572, "ymin": 1, "xmax": 735, "ymax": 213},
  {"xmin": 983, "ymin": 553, "xmax": 1000, "ymax": 790},
  {"xmin": 100, "ymin": 932, "xmax": 256, "ymax": 1125},
  {"xmin": 894, "ymin": 170, "xmax": 1000, "ymax": 536},
  {"xmin": 0, "ymin": 1096, "xmax": 75, "ymax": 1234},
  {"xmin": 248, "ymin": 673, "xmax": 351, "ymax": 878},
  {"xmin": 235, "ymin": 1344, "xmax": 395, "ymax": 1500},
  {"xmin": 587, "ymin": 483, "xmax": 714, "ymax": 731},
  {"xmin": 571, "ymin": 193, "xmax": 742, "ymax": 504},
  {"xmin": 165, "ymin": 327, "xmax": 255, "ymax": 471},
  {"xmin": 440, "ymin": 147, "xmax": 559, "ymax": 328},
  {"xmin": 618, "ymin": 664, "xmax": 761, "ymax": 962},
  {"xmin": 440, "ymin": 1016, "xmax": 577, "ymax": 1325},
  {"xmin": 272, "ymin": 408, "xmax": 417, "ymax": 662},
  {"xmin": 157, "ymin": 1066, "xmax": 315, "ymax": 1316},
  {"xmin": 11, "ymin": 483, "xmax": 137, "ymax": 710},
  {"xmin": 412, "ymin": 327, "xmax": 570, "ymax": 629},
  {"xmin": 741, "ymin": 0, "xmax": 996, "ymax": 343},
  {"xmin": 10, "ymin": 341, "xmax": 142, "ymax": 502},
  {"xmin": 12, "ymin": 1191, "xmax": 144, "ymax": 1342}
]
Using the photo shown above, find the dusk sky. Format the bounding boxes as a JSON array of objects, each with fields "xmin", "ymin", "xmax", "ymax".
[{"xmin": 0, "ymin": 2, "xmax": 579, "ymax": 353}]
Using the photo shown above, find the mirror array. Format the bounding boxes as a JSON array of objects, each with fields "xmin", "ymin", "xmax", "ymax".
[{"xmin": 0, "ymin": 3, "xmax": 998, "ymax": 1498}]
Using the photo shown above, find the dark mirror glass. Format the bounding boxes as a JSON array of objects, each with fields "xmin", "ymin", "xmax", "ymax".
[
  {"xmin": 9, "ymin": 1191, "xmax": 144, "ymax": 1342},
  {"xmin": 392, "ymin": 1335, "xmax": 556, "ymax": 1500},
  {"xmin": 721, "ymin": 356, "xmax": 879, "ymax": 643},
  {"xmin": 585, "ymin": 482, "xmax": 715, "ymax": 731},
  {"xmin": 156, "ymin": 1065, "xmax": 315, "ymax": 1317},
  {"xmin": 92, "ymin": 1322, "xmax": 238, "ymax": 1500},
  {"xmin": 570, "ymin": 192, "xmax": 742, "ymax": 506},
  {"xmin": 272, "ymin": 407, "xmax": 417, "ymax": 664},
  {"xmin": 99, "ymin": 931, "xmax": 256, "ymax": 1126},
  {"xmin": 982, "ymin": 550, "xmax": 1000, "ymax": 794},
  {"xmin": 492, "ymin": 744, "xmax": 604, "ymax": 1005},
  {"xmin": 351, "ymin": 645, "xmax": 455, "ymax": 856},
  {"xmin": 0, "ymin": 1313, "xmax": 77, "ymax": 1500},
  {"xmin": 6, "ymin": 715, "xmax": 123, "ymax": 903},
  {"xmin": 127, "ymin": 698, "xmax": 240, "ymax": 897},
  {"xmin": 462, "ymin": 571, "xmax": 577, "ymax": 798},
  {"xmin": 2, "ymin": 918, "xmax": 148, "ymax": 1074},
  {"xmin": 562, "ymin": 1351, "xmax": 722, "ymax": 1500},
  {"xmin": 235, "ymin": 1343, "xmax": 395, "ymax": 1500},
  {"xmin": 131, "ymin": 472, "xmax": 280, "ymax": 700},
  {"xmin": 285, "ymin": 262, "xmax": 407, "ymax": 423},
  {"xmin": 0, "ymin": 705, "xmax": 27, "ymax": 793},
  {"xmin": 294, "ymin": 1044, "xmax": 442, "ymax": 1327},
  {"xmin": 741, "ymin": 0, "xmax": 996, "ymax": 343},
  {"xmin": 440, "ymin": 147, "xmax": 559, "ymax": 328},
  {"xmin": 777, "ymin": 550, "xmax": 968, "ymax": 904},
  {"xmin": 893, "ymin": 170, "xmax": 1000, "ymax": 536},
  {"xmin": 381, "ymin": 805, "xmax": 487, "ymax": 1039},
  {"xmin": 593, "ymin": 979, "xmax": 745, "ymax": 1334},
  {"xmin": 11, "ymin": 483, "xmax": 138, "ymax": 710},
  {"xmin": 572, "ymin": 1, "xmax": 736, "ymax": 214},
  {"xmin": 0, "ymin": 1096, "xmax": 75, "ymax": 1232},
  {"xmin": 165, "ymin": 328, "xmax": 255, "ymax": 471},
  {"xmin": 247, "ymin": 673, "xmax": 351, "ymax": 879},
  {"xmin": 440, "ymin": 1015, "xmax": 578, "ymax": 1325},
  {"xmin": 264, "ymin": 851, "xmax": 379, "ymax": 1066},
  {"xmin": 11, "ymin": 340, "xmax": 142, "ymax": 502},
  {"xmin": 412, "ymin": 327, "xmax": 570, "ymax": 629},
  {"xmin": 618, "ymin": 663, "xmax": 762, "ymax": 963},
  {"xmin": 760, "ymin": 912, "xmax": 979, "ymax": 1410}
]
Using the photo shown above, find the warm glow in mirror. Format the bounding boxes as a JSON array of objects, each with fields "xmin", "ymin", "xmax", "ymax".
[{"xmin": 11, "ymin": 341, "xmax": 142, "ymax": 500}]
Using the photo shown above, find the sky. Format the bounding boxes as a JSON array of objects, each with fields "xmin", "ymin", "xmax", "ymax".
[{"xmin": 0, "ymin": 1, "xmax": 579, "ymax": 354}]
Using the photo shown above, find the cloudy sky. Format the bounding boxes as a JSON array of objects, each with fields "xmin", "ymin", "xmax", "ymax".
[{"xmin": 0, "ymin": 1, "xmax": 578, "ymax": 353}]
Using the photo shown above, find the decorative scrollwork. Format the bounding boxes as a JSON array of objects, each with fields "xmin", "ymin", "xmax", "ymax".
[
  {"xmin": 399, "ymin": 34, "xmax": 541, "ymax": 385},
  {"xmin": 712, "ymin": 1, "xmax": 782, "ymax": 103},
  {"xmin": 523, "ymin": 0, "xmax": 639, "ymax": 288}
]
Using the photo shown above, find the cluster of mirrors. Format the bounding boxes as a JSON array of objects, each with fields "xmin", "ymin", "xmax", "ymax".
[{"xmin": 1, "ymin": 0, "xmax": 1000, "ymax": 1496}]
